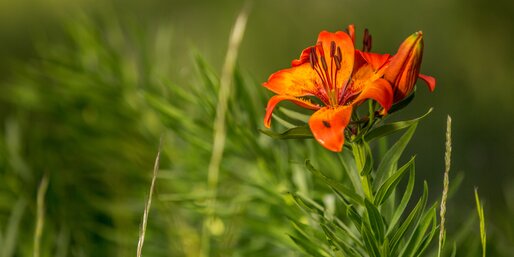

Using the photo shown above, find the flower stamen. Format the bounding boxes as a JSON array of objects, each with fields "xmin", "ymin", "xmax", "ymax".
[
  {"xmin": 308, "ymin": 42, "xmax": 344, "ymax": 107},
  {"xmin": 363, "ymin": 28, "xmax": 372, "ymax": 52}
]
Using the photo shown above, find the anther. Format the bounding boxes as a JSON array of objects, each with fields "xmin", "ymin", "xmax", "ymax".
[
  {"xmin": 317, "ymin": 43, "xmax": 325, "ymax": 57},
  {"xmin": 334, "ymin": 56, "xmax": 341, "ymax": 70},
  {"xmin": 330, "ymin": 41, "xmax": 336, "ymax": 57},
  {"xmin": 316, "ymin": 43, "xmax": 328, "ymax": 71},
  {"xmin": 312, "ymin": 48, "xmax": 318, "ymax": 63},
  {"xmin": 309, "ymin": 49, "xmax": 316, "ymax": 69},
  {"xmin": 320, "ymin": 55, "xmax": 328, "ymax": 71},
  {"xmin": 363, "ymin": 28, "xmax": 372, "ymax": 52}
]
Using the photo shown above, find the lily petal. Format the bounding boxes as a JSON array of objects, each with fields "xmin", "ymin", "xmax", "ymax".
[
  {"xmin": 291, "ymin": 46, "xmax": 314, "ymax": 67},
  {"xmin": 308, "ymin": 106, "xmax": 352, "ymax": 152},
  {"xmin": 384, "ymin": 31, "xmax": 424, "ymax": 101},
  {"xmin": 357, "ymin": 51, "xmax": 391, "ymax": 71},
  {"xmin": 316, "ymin": 30, "xmax": 355, "ymax": 90},
  {"xmin": 352, "ymin": 78, "xmax": 393, "ymax": 112},
  {"xmin": 263, "ymin": 63, "xmax": 319, "ymax": 96},
  {"xmin": 418, "ymin": 74, "xmax": 436, "ymax": 92},
  {"xmin": 264, "ymin": 95, "xmax": 321, "ymax": 128}
]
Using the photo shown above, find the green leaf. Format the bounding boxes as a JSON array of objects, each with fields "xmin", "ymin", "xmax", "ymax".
[
  {"xmin": 272, "ymin": 113, "xmax": 297, "ymax": 128},
  {"xmin": 374, "ymin": 122, "xmax": 418, "ymax": 190},
  {"xmin": 387, "ymin": 167, "xmax": 415, "ymax": 234},
  {"xmin": 337, "ymin": 151, "xmax": 364, "ymax": 196},
  {"xmin": 359, "ymin": 141, "xmax": 374, "ymax": 177},
  {"xmin": 320, "ymin": 222, "xmax": 360, "ymax": 256},
  {"xmin": 289, "ymin": 217, "xmax": 326, "ymax": 245},
  {"xmin": 259, "ymin": 126, "xmax": 313, "ymax": 140},
  {"xmin": 388, "ymin": 181, "xmax": 429, "ymax": 255},
  {"xmin": 346, "ymin": 205, "xmax": 363, "ymax": 231},
  {"xmin": 316, "ymin": 209, "xmax": 365, "ymax": 251},
  {"xmin": 278, "ymin": 107, "xmax": 311, "ymax": 123},
  {"xmin": 414, "ymin": 209, "xmax": 438, "ymax": 257},
  {"xmin": 374, "ymin": 156, "xmax": 415, "ymax": 206},
  {"xmin": 364, "ymin": 108, "xmax": 432, "ymax": 143},
  {"xmin": 399, "ymin": 203, "xmax": 438, "ymax": 257},
  {"xmin": 362, "ymin": 223, "xmax": 381, "ymax": 257},
  {"xmin": 289, "ymin": 217, "xmax": 332, "ymax": 257},
  {"xmin": 290, "ymin": 193, "xmax": 324, "ymax": 215},
  {"xmin": 365, "ymin": 199, "xmax": 385, "ymax": 243},
  {"xmin": 305, "ymin": 160, "xmax": 363, "ymax": 206},
  {"xmin": 289, "ymin": 235, "xmax": 328, "ymax": 257},
  {"xmin": 326, "ymin": 220, "xmax": 366, "ymax": 255}
]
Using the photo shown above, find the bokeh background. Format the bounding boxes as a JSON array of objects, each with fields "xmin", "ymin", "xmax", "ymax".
[{"xmin": 1, "ymin": 0, "xmax": 513, "ymax": 256}]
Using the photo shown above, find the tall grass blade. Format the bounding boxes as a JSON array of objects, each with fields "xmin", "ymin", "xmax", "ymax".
[
  {"xmin": 33, "ymin": 174, "xmax": 49, "ymax": 257},
  {"xmin": 136, "ymin": 136, "xmax": 163, "ymax": 257},
  {"xmin": 201, "ymin": 3, "xmax": 251, "ymax": 257},
  {"xmin": 474, "ymin": 188, "xmax": 487, "ymax": 257}
]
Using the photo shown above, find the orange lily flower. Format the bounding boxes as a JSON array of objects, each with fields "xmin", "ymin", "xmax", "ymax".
[
  {"xmin": 384, "ymin": 31, "xmax": 436, "ymax": 102},
  {"xmin": 263, "ymin": 28, "xmax": 393, "ymax": 152}
]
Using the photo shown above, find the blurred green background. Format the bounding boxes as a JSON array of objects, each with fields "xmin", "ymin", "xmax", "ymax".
[{"xmin": 1, "ymin": 0, "xmax": 513, "ymax": 256}]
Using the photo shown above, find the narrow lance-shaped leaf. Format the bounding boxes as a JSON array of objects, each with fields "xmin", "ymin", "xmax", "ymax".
[
  {"xmin": 365, "ymin": 199, "xmax": 386, "ymax": 243},
  {"xmin": 305, "ymin": 160, "xmax": 363, "ymax": 206},
  {"xmin": 414, "ymin": 208, "xmax": 439, "ymax": 257},
  {"xmin": 279, "ymin": 107, "xmax": 311, "ymax": 123},
  {"xmin": 374, "ymin": 122, "xmax": 418, "ymax": 189},
  {"xmin": 387, "ymin": 166, "xmax": 416, "ymax": 234},
  {"xmin": 259, "ymin": 126, "xmax": 313, "ymax": 140},
  {"xmin": 315, "ymin": 206, "xmax": 366, "ymax": 252},
  {"xmin": 399, "ymin": 203, "xmax": 438, "ymax": 257},
  {"xmin": 361, "ymin": 223, "xmax": 381, "ymax": 257},
  {"xmin": 360, "ymin": 141, "xmax": 374, "ymax": 177},
  {"xmin": 346, "ymin": 205, "xmax": 363, "ymax": 232},
  {"xmin": 290, "ymin": 192, "xmax": 324, "ymax": 215},
  {"xmin": 364, "ymin": 108, "xmax": 432, "ymax": 143},
  {"xmin": 374, "ymin": 156, "xmax": 415, "ymax": 206},
  {"xmin": 388, "ymin": 181, "xmax": 429, "ymax": 255},
  {"xmin": 326, "ymin": 219, "xmax": 367, "ymax": 255},
  {"xmin": 338, "ymin": 151, "xmax": 364, "ymax": 197},
  {"xmin": 289, "ymin": 235, "xmax": 329, "ymax": 257},
  {"xmin": 320, "ymin": 223, "xmax": 357, "ymax": 256}
]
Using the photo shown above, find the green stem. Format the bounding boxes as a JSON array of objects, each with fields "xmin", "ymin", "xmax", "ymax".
[{"xmin": 352, "ymin": 142, "xmax": 373, "ymax": 201}]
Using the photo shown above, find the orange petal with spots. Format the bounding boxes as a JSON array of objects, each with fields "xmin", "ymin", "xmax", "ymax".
[
  {"xmin": 264, "ymin": 95, "xmax": 320, "ymax": 128},
  {"xmin": 308, "ymin": 106, "xmax": 352, "ymax": 152}
]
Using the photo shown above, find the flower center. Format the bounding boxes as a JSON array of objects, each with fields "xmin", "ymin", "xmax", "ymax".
[{"xmin": 309, "ymin": 41, "xmax": 343, "ymax": 107}]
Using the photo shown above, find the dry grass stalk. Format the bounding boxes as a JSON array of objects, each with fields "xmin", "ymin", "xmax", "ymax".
[{"xmin": 136, "ymin": 136, "xmax": 163, "ymax": 257}]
